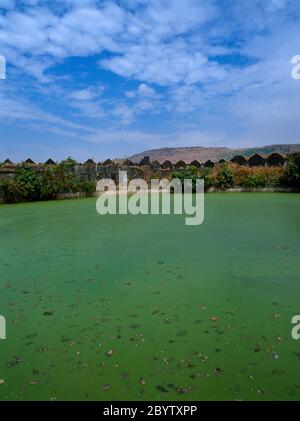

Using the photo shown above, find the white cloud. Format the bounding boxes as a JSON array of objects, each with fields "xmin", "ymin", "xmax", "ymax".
[
  {"xmin": 137, "ymin": 83, "xmax": 157, "ymax": 97},
  {"xmin": 1, "ymin": 0, "xmax": 300, "ymax": 154},
  {"xmin": 0, "ymin": 86, "xmax": 96, "ymax": 136},
  {"xmin": 68, "ymin": 85, "xmax": 105, "ymax": 101},
  {"xmin": 100, "ymin": 38, "xmax": 225, "ymax": 86},
  {"xmin": 69, "ymin": 89, "xmax": 95, "ymax": 101},
  {"xmin": 83, "ymin": 127, "xmax": 226, "ymax": 149},
  {"xmin": 0, "ymin": 0, "xmax": 219, "ymax": 85}
]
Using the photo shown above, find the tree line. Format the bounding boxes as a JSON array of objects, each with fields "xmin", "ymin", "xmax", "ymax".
[{"xmin": 0, "ymin": 153, "xmax": 300, "ymax": 204}]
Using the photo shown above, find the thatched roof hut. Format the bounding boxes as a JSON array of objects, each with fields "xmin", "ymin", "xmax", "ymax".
[
  {"xmin": 84, "ymin": 159, "xmax": 96, "ymax": 166},
  {"xmin": 230, "ymin": 155, "xmax": 247, "ymax": 166},
  {"xmin": 1, "ymin": 159, "xmax": 16, "ymax": 172},
  {"xmin": 123, "ymin": 159, "xmax": 134, "ymax": 166},
  {"xmin": 175, "ymin": 160, "xmax": 187, "ymax": 169},
  {"xmin": 25, "ymin": 158, "xmax": 36, "ymax": 165},
  {"xmin": 102, "ymin": 159, "xmax": 114, "ymax": 166},
  {"xmin": 162, "ymin": 160, "xmax": 173, "ymax": 170},
  {"xmin": 248, "ymin": 154, "xmax": 265, "ymax": 167},
  {"xmin": 266, "ymin": 153, "xmax": 285, "ymax": 167},
  {"xmin": 3, "ymin": 158, "xmax": 13, "ymax": 165},
  {"xmin": 44, "ymin": 159, "xmax": 56, "ymax": 165},
  {"xmin": 190, "ymin": 160, "xmax": 201, "ymax": 168},
  {"xmin": 203, "ymin": 160, "xmax": 215, "ymax": 168}
]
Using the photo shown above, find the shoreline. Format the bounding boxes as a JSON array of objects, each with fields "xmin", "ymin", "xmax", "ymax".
[{"xmin": 0, "ymin": 187, "xmax": 298, "ymax": 206}]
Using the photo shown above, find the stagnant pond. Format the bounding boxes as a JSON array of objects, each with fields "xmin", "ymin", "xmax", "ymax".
[{"xmin": 0, "ymin": 193, "xmax": 300, "ymax": 400}]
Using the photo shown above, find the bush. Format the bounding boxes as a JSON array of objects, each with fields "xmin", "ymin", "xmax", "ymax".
[
  {"xmin": 242, "ymin": 170, "xmax": 282, "ymax": 188},
  {"xmin": 0, "ymin": 158, "xmax": 96, "ymax": 204},
  {"xmin": 284, "ymin": 153, "xmax": 300, "ymax": 190},
  {"xmin": 171, "ymin": 166, "xmax": 198, "ymax": 192},
  {"xmin": 171, "ymin": 166, "xmax": 212, "ymax": 191},
  {"xmin": 14, "ymin": 165, "xmax": 42, "ymax": 201},
  {"xmin": 231, "ymin": 164, "xmax": 283, "ymax": 188},
  {"xmin": 202, "ymin": 170, "xmax": 213, "ymax": 191},
  {"xmin": 214, "ymin": 164, "xmax": 234, "ymax": 189},
  {"xmin": 60, "ymin": 157, "xmax": 77, "ymax": 173},
  {"xmin": 0, "ymin": 178, "xmax": 25, "ymax": 203},
  {"xmin": 45, "ymin": 161, "xmax": 79, "ymax": 194},
  {"xmin": 242, "ymin": 173, "xmax": 268, "ymax": 188},
  {"xmin": 39, "ymin": 169, "xmax": 60, "ymax": 199},
  {"xmin": 78, "ymin": 180, "xmax": 96, "ymax": 195}
]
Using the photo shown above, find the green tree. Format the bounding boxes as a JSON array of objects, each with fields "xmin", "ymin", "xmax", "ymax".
[
  {"xmin": 242, "ymin": 173, "xmax": 267, "ymax": 189},
  {"xmin": 39, "ymin": 169, "xmax": 60, "ymax": 199},
  {"xmin": 171, "ymin": 166, "xmax": 212, "ymax": 192},
  {"xmin": 215, "ymin": 164, "xmax": 234, "ymax": 189},
  {"xmin": 0, "ymin": 178, "xmax": 25, "ymax": 203},
  {"xmin": 60, "ymin": 156, "xmax": 77, "ymax": 173},
  {"xmin": 77, "ymin": 180, "xmax": 96, "ymax": 194},
  {"xmin": 284, "ymin": 153, "xmax": 300, "ymax": 190},
  {"xmin": 14, "ymin": 164, "xmax": 42, "ymax": 201}
]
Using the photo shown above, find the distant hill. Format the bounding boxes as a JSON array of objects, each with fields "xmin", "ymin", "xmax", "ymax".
[{"xmin": 130, "ymin": 144, "xmax": 300, "ymax": 164}]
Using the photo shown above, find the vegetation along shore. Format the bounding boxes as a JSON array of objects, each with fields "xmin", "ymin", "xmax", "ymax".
[{"xmin": 0, "ymin": 152, "xmax": 300, "ymax": 204}]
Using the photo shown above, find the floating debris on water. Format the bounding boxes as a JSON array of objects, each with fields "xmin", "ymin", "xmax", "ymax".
[
  {"xmin": 176, "ymin": 386, "xmax": 191, "ymax": 394},
  {"xmin": 156, "ymin": 385, "xmax": 168, "ymax": 393},
  {"xmin": 130, "ymin": 323, "xmax": 140, "ymax": 329},
  {"xmin": 190, "ymin": 372, "xmax": 202, "ymax": 380},
  {"xmin": 43, "ymin": 311, "xmax": 54, "ymax": 316},
  {"xmin": 151, "ymin": 308, "xmax": 160, "ymax": 315},
  {"xmin": 276, "ymin": 336, "xmax": 284, "ymax": 342},
  {"xmin": 197, "ymin": 353, "xmax": 209, "ymax": 363},
  {"xmin": 226, "ymin": 310, "xmax": 235, "ymax": 316},
  {"xmin": 6, "ymin": 356, "xmax": 23, "ymax": 369},
  {"xmin": 179, "ymin": 360, "xmax": 195, "ymax": 369},
  {"xmin": 214, "ymin": 367, "xmax": 223, "ymax": 376},
  {"xmin": 176, "ymin": 330, "xmax": 187, "ymax": 337}
]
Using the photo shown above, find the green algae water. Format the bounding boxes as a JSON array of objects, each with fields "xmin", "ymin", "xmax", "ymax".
[{"xmin": 0, "ymin": 193, "xmax": 300, "ymax": 401}]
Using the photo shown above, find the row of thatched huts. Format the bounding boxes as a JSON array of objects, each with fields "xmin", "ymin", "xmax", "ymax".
[{"xmin": 0, "ymin": 152, "xmax": 288, "ymax": 173}]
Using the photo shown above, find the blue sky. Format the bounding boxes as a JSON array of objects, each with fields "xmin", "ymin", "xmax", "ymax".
[{"xmin": 0, "ymin": 0, "xmax": 300, "ymax": 162}]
